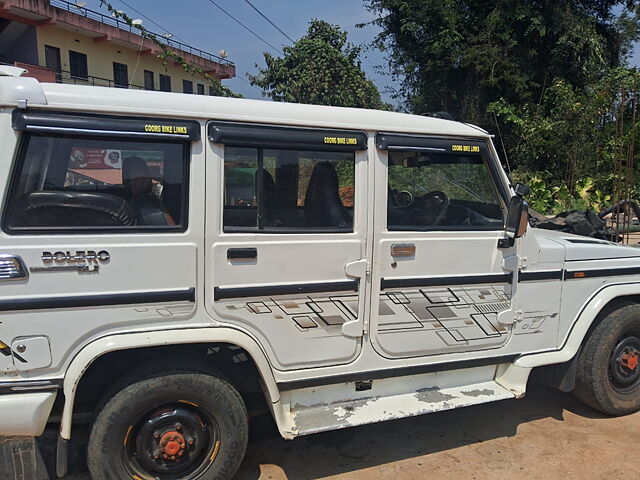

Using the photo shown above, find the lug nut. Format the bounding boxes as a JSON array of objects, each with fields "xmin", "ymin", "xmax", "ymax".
[
  {"xmin": 154, "ymin": 433, "xmax": 160, "ymax": 439},
  {"xmin": 175, "ymin": 423, "xmax": 182, "ymax": 431},
  {"xmin": 188, "ymin": 438, "xmax": 194, "ymax": 446}
]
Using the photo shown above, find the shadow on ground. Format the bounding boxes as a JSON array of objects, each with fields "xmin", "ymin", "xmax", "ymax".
[{"xmin": 6, "ymin": 383, "xmax": 609, "ymax": 479}]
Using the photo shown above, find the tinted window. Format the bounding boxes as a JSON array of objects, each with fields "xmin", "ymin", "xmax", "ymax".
[
  {"xmin": 5, "ymin": 135, "xmax": 188, "ymax": 232},
  {"xmin": 223, "ymin": 147, "xmax": 354, "ymax": 232},
  {"xmin": 387, "ymin": 150, "xmax": 504, "ymax": 230},
  {"xmin": 197, "ymin": 83, "xmax": 205, "ymax": 95},
  {"xmin": 183, "ymin": 80, "xmax": 193, "ymax": 94}
]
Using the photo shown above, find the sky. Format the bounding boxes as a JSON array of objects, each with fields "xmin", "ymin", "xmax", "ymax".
[
  {"xmin": 79, "ymin": 0, "xmax": 640, "ymax": 107},
  {"xmin": 78, "ymin": 0, "xmax": 396, "ymax": 102}
]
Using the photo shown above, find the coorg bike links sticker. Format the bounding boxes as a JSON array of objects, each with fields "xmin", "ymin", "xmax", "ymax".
[
  {"xmin": 144, "ymin": 124, "xmax": 189, "ymax": 134},
  {"xmin": 324, "ymin": 136, "xmax": 358, "ymax": 145},
  {"xmin": 452, "ymin": 144, "xmax": 481, "ymax": 153}
]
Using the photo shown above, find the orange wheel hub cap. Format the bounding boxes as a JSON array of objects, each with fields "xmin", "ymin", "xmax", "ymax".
[{"xmin": 159, "ymin": 431, "xmax": 186, "ymax": 459}]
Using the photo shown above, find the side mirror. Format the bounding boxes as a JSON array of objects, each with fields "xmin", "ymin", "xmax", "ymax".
[
  {"xmin": 498, "ymin": 195, "xmax": 529, "ymax": 248},
  {"xmin": 513, "ymin": 182, "xmax": 530, "ymax": 197}
]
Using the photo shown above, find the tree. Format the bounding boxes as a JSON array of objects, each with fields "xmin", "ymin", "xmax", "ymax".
[
  {"xmin": 250, "ymin": 20, "xmax": 390, "ymax": 109},
  {"xmin": 363, "ymin": 0, "xmax": 640, "ymax": 122}
]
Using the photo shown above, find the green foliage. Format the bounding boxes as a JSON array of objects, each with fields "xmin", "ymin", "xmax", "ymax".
[
  {"xmin": 363, "ymin": 0, "xmax": 640, "ymax": 122},
  {"xmin": 250, "ymin": 20, "xmax": 390, "ymax": 110},
  {"xmin": 99, "ymin": 1, "xmax": 241, "ymax": 98}
]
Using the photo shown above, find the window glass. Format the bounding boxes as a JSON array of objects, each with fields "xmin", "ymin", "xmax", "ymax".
[
  {"xmin": 223, "ymin": 146, "xmax": 355, "ymax": 232},
  {"xmin": 5, "ymin": 135, "xmax": 188, "ymax": 232},
  {"xmin": 197, "ymin": 83, "xmax": 205, "ymax": 95},
  {"xmin": 387, "ymin": 150, "xmax": 504, "ymax": 230},
  {"xmin": 113, "ymin": 62, "xmax": 128, "ymax": 88},
  {"xmin": 183, "ymin": 80, "xmax": 193, "ymax": 94}
]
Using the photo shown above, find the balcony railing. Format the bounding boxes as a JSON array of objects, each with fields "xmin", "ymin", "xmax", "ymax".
[
  {"xmin": 55, "ymin": 68, "xmax": 146, "ymax": 89},
  {"xmin": 49, "ymin": 0, "xmax": 234, "ymax": 66}
]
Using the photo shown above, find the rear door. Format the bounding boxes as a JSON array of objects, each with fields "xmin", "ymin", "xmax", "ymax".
[
  {"xmin": 370, "ymin": 133, "xmax": 517, "ymax": 359},
  {"xmin": 205, "ymin": 122, "xmax": 370, "ymax": 370}
]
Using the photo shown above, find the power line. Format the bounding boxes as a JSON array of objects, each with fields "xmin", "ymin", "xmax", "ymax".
[
  {"xmin": 116, "ymin": 0, "xmax": 187, "ymax": 43},
  {"xmin": 242, "ymin": 0, "xmax": 294, "ymax": 44},
  {"xmin": 205, "ymin": 0, "xmax": 283, "ymax": 56}
]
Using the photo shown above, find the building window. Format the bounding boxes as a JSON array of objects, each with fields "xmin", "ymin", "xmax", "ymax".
[
  {"xmin": 197, "ymin": 83, "xmax": 205, "ymax": 95},
  {"xmin": 159, "ymin": 74, "xmax": 171, "ymax": 92},
  {"xmin": 144, "ymin": 70, "xmax": 154, "ymax": 90},
  {"xmin": 69, "ymin": 50, "xmax": 88, "ymax": 81},
  {"xmin": 44, "ymin": 45, "xmax": 62, "ymax": 83},
  {"xmin": 113, "ymin": 62, "xmax": 129, "ymax": 88},
  {"xmin": 182, "ymin": 80, "xmax": 193, "ymax": 94},
  {"xmin": 208, "ymin": 86, "xmax": 216, "ymax": 96}
]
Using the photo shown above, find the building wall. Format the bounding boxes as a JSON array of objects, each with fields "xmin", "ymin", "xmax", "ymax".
[{"xmin": 36, "ymin": 25, "xmax": 212, "ymax": 93}]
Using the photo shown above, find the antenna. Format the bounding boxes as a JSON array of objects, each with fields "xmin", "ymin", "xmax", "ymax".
[
  {"xmin": 131, "ymin": 19, "xmax": 143, "ymax": 26},
  {"xmin": 163, "ymin": 33, "xmax": 173, "ymax": 39},
  {"xmin": 218, "ymin": 49, "xmax": 228, "ymax": 58},
  {"xmin": 75, "ymin": 1, "xmax": 87, "ymax": 8}
]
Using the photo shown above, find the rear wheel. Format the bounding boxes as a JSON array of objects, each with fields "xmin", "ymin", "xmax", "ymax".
[
  {"xmin": 574, "ymin": 303, "xmax": 640, "ymax": 415},
  {"xmin": 87, "ymin": 371, "xmax": 248, "ymax": 480}
]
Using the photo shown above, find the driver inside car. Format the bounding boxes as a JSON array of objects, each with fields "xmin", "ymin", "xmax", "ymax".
[{"xmin": 122, "ymin": 156, "xmax": 175, "ymax": 226}]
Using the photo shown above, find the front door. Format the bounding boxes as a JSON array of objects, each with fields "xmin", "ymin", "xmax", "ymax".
[
  {"xmin": 205, "ymin": 123, "xmax": 370, "ymax": 371},
  {"xmin": 370, "ymin": 134, "xmax": 518, "ymax": 359}
]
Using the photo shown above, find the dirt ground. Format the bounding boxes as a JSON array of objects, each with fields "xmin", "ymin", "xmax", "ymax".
[{"xmin": 4, "ymin": 383, "xmax": 638, "ymax": 480}]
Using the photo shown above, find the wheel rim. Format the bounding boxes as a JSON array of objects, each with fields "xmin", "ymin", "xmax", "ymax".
[
  {"xmin": 608, "ymin": 335, "xmax": 640, "ymax": 394},
  {"xmin": 123, "ymin": 402, "xmax": 220, "ymax": 479}
]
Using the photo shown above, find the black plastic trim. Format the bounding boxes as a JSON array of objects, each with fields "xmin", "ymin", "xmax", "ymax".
[
  {"xmin": 208, "ymin": 121, "xmax": 368, "ymax": 151},
  {"xmin": 381, "ymin": 273, "xmax": 512, "ymax": 290},
  {"xmin": 0, "ymin": 288, "xmax": 195, "ymax": 312},
  {"xmin": 565, "ymin": 266, "xmax": 640, "ymax": 280},
  {"xmin": 519, "ymin": 270, "xmax": 564, "ymax": 281},
  {"xmin": 214, "ymin": 280, "xmax": 358, "ymax": 300},
  {"xmin": 0, "ymin": 379, "xmax": 62, "ymax": 395},
  {"xmin": 12, "ymin": 110, "xmax": 200, "ymax": 141},
  {"xmin": 227, "ymin": 248, "xmax": 257, "ymax": 259},
  {"xmin": 277, "ymin": 354, "xmax": 519, "ymax": 391}
]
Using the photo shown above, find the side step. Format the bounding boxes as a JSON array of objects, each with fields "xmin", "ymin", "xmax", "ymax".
[{"xmin": 291, "ymin": 380, "xmax": 515, "ymax": 436}]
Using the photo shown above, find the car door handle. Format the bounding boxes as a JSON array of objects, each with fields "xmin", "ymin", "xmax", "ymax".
[
  {"xmin": 0, "ymin": 255, "xmax": 29, "ymax": 281},
  {"xmin": 390, "ymin": 243, "xmax": 416, "ymax": 257},
  {"xmin": 227, "ymin": 248, "xmax": 257, "ymax": 260}
]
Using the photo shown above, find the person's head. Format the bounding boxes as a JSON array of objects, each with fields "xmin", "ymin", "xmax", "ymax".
[{"xmin": 123, "ymin": 156, "xmax": 152, "ymax": 197}]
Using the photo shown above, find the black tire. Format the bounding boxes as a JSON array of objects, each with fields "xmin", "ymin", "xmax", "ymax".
[
  {"xmin": 574, "ymin": 303, "xmax": 640, "ymax": 416},
  {"xmin": 87, "ymin": 371, "xmax": 248, "ymax": 480}
]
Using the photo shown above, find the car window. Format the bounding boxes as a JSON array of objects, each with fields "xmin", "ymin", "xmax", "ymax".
[
  {"xmin": 387, "ymin": 150, "xmax": 504, "ymax": 230},
  {"xmin": 4, "ymin": 135, "xmax": 188, "ymax": 232},
  {"xmin": 223, "ymin": 146, "xmax": 355, "ymax": 232}
]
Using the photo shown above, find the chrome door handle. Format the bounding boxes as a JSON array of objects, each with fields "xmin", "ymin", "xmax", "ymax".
[
  {"xmin": 391, "ymin": 243, "xmax": 416, "ymax": 257},
  {"xmin": 0, "ymin": 255, "xmax": 29, "ymax": 281}
]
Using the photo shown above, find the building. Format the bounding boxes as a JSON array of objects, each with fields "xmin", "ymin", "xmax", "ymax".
[{"xmin": 0, "ymin": 0, "xmax": 235, "ymax": 93}]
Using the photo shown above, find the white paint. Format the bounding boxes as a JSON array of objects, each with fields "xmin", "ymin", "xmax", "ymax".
[{"xmin": 0, "ymin": 392, "xmax": 56, "ymax": 436}]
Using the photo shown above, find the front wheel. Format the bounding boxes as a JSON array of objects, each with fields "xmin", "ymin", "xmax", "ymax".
[
  {"xmin": 87, "ymin": 372, "xmax": 248, "ymax": 480},
  {"xmin": 574, "ymin": 303, "xmax": 640, "ymax": 416}
]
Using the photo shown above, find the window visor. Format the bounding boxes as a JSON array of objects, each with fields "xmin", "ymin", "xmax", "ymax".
[
  {"xmin": 12, "ymin": 110, "xmax": 201, "ymax": 142},
  {"xmin": 209, "ymin": 121, "xmax": 367, "ymax": 151}
]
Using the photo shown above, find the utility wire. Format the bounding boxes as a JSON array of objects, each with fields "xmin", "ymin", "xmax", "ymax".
[
  {"xmin": 116, "ymin": 0, "xmax": 187, "ymax": 43},
  {"xmin": 206, "ymin": 0, "xmax": 283, "ymax": 55},
  {"xmin": 242, "ymin": 0, "xmax": 294, "ymax": 44}
]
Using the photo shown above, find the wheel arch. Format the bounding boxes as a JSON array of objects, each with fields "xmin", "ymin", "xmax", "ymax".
[{"xmin": 60, "ymin": 327, "xmax": 281, "ymax": 441}]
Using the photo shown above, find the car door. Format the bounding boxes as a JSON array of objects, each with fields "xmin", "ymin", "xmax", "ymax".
[
  {"xmin": 369, "ymin": 133, "xmax": 519, "ymax": 359},
  {"xmin": 205, "ymin": 122, "xmax": 370, "ymax": 371}
]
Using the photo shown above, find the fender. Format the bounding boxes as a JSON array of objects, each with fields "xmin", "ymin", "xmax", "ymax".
[
  {"xmin": 515, "ymin": 281, "xmax": 640, "ymax": 369},
  {"xmin": 60, "ymin": 326, "xmax": 282, "ymax": 440}
]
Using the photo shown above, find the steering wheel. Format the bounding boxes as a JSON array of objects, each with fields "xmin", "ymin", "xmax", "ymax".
[
  {"xmin": 418, "ymin": 190, "xmax": 450, "ymax": 225},
  {"xmin": 395, "ymin": 190, "xmax": 413, "ymax": 208}
]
